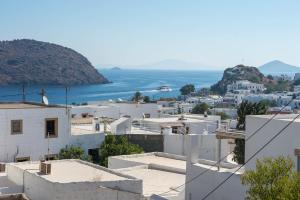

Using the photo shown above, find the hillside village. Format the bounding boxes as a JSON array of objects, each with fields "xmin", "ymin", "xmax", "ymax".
[{"xmin": 1, "ymin": 64, "xmax": 300, "ymax": 200}]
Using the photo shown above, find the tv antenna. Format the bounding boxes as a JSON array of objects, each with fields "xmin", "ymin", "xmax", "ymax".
[{"xmin": 40, "ymin": 88, "xmax": 49, "ymax": 105}]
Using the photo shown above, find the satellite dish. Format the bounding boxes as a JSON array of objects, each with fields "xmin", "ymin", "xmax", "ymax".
[{"xmin": 42, "ymin": 96, "xmax": 49, "ymax": 105}]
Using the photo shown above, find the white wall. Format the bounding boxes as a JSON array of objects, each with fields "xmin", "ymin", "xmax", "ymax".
[
  {"xmin": 185, "ymin": 163, "xmax": 245, "ymax": 200},
  {"xmin": 69, "ymin": 133, "xmax": 105, "ymax": 154},
  {"xmin": 245, "ymin": 115, "xmax": 300, "ymax": 170},
  {"xmin": 6, "ymin": 161, "xmax": 143, "ymax": 200},
  {"xmin": 0, "ymin": 107, "xmax": 70, "ymax": 162},
  {"xmin": 164, "ymin": 134, "xmax": 229, "ymax": 161},
  {"xmin": 71, "ymin": 105, "xmax": 120, "ymax": 119},
  {"xmin": 110, "ymin": 117, "xmax": 132, "ymax": 135}
]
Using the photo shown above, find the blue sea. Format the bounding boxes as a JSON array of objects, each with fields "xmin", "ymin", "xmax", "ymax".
[{"xmin": 0, "ymin": 69, "xmax": 223, "ymax": 104}]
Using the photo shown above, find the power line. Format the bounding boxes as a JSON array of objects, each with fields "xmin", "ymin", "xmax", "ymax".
[
  {"xmin": 200, "ymin": 112, "xmax": 300, "ymax": 200},
  {"xmin": 158, "ymin": 98, "xmax": 295, "ymax": 196}
]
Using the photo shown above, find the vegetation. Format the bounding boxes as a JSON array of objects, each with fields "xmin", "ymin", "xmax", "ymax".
[
  {"xmin": 259, "ymin": 99, "xmax": 277, "ymax": 107},
  {"xmin": 58, "ymin": 145, "xmax": 91, "ymax": 161},
  {"xmin": 215, "ymin": 111, "xmax": 230, "ymax": 120},
  {"xmin": 241, "ymin": 156, "xmax": 300, "ymax": 200},
  {"xmin": 265, "ymin": 80, "xmax": 291, "ymax": 93},
  {"xmin": 294, "ymin": 79, "xmax": 300, "ymax": 86},
  {"xmin": 99, "ymin": 135, "xmax": 144, "ymax": 167},
  {"xmin": 198, "ymin": 87, "xmax": 212, "ymax": 96},
  {"xmin": 0, "ymin": 39, "xmax": 109, "ymax": 85},
  {"xmin": 233, "ymin": 101, "xmax": 268, "ymax": 164},
  {"xmin": 192, "ymin": 102, "xmax": 210, "ymax": 114},
  {"xmin": 236, "ymin": 101, "xmax": 269, "ymax": 130},
  {"xmin": 132, "ymin": 91, "xmax": 142, "ymax": 102},
  {"xmin": 180, "ymin": 84, "xmax": 195, "ymax": 95},
  {"xmin": 143, "ymin": 96, "xmax": 151, "ymax": 103}
]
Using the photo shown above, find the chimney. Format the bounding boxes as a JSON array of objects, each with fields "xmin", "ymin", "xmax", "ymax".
[{"xmin": 40, "ymin": 161, "xmax": 51, "ymax": 175}]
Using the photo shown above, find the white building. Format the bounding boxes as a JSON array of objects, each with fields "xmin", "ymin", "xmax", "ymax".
[
  {"xmin": 72, "ymin": 102, "xmax": 162, "ymax": 120},
  {"xmin": 227, "ymin": 80, "xmax": 265, "ymax": 94},
  {"xmin": 135, "ymin": 114, "xmax": 221, "ymax": 135},
  {"xmin": 245, "ymin": 114, "xmax": 300, "ymax": 170},
  {"xmin": 0, "ymin": 102, "xmax": 105, "ymax": 163},
  {"xmin": 184, "ymin": 134, "xmax": 245, "ymax": 200},
  {"xmin": 294, "ymin": 73, "xmax": 300, "ymax": 81},
  {"xmin": 243, "ymin": 93, "xmax": 279, "ymax": 104},
  {"xmin": 109, "ymin": 152, "xmax": 187, "ymax": 199},
  {"xmin": 0, "ymin": 102, "xmax": 70, "ymax": 162},
  {"xmin": 5, "ymin": 159, "xmax": 143, "ymax": 200},
  {"xmin": 185, "ymin": 114, "xmax": 300, "ymax": 199}
]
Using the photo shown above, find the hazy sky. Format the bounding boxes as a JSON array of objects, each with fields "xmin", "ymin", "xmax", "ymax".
[{"xmin": 1, "ymin": 0, "xmax": 300, "ymax": 69}]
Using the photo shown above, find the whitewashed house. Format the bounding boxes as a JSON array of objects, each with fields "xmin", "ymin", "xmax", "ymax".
[
  {"xmin": 72, "ymin": 102, "xmax": 162, "ymax": 119},
  {"xmin": 227, "ymin": 80, "xmax": 265, "ymax": 94},
  {"xmin": 0, "ymin": 102, "xmax": 105, "ymax": 163},
  {"xmin": 0, "ymin": 102, "xmax": 70, "ymax": 162}
]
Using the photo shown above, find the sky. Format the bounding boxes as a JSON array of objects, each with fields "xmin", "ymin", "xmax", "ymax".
[{"xmin": 1, "ymin": 0, "xmax": 300, "ymax": 70}]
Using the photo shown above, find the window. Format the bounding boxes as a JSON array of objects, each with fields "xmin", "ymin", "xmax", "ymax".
[
  {"xmin": 172, "ymin": 126, "xmax": 178, "ymax": 134},
  {"xmin": 144, "ymin": 113, "xmax": 151, "ymax": 118},
  {"xmin": 45, "ymin": 118, "xmax": 58, "ymax": 138},
  {"xmin": 16, "ymin": 157, "xmax": 30, "ymax": 162},
  {"xmin": 11, "ymin": 120, "xmax": 23, "ymax": 135}
]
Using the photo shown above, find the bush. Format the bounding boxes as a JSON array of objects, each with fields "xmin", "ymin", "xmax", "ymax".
[
  {"xmin": 58, "ymin": 145, "xmax": 91, "ymax": 161},
  {"xmin": 180, "ymin": 84, "xmax": 195, "ymax": 95},
  {"xmin": 234, "ymin": 100, "xmax": 268, "ymax": 164},
  {"xmin": 99, "ymin": 135, "xmax": 144, "ymax": 167},
  {"xmin": 242, "ymin": 156, "xmax": 300, "ymax": 200},
  {"xmin": 192, "ymin": 103, "xmax": 209, "ymax": 114}
]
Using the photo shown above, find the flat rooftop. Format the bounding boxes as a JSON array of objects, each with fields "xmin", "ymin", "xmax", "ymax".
[
  {"xmin": 250, "ymin": 114, "xmax": 300, "ymax": 122},
  {"xmin": 111, "ymin": 153, "xmax": 186, "ymax": 171},
  {"xmin": 143, "ymin": 117, "xmax": 206, "ymax": 123},
  {"xmin": 0, "ymin": 173, "xmax": 22, "ymax": 195},
  {"xmin": 0, "ymin": 102, "xmax": 63, "ymax": 109},
  {"xmin": 71, "ymin": 124, "xmax": 105, "ymax": 135},
  {"xmin": 119, "ymin": 166, "xmax": 185, "ymax": 197},
  {"xmin": 10, "ymin": 160, "xmax": 129, "ymax": 183}
]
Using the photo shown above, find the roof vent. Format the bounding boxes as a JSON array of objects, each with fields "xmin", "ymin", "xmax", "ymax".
[
  {"xmin": 0, "ymin": 163, "xmax": 5, "ymax": 173},
  {"xmin": 40, "ymin": 161, "xmax": 51, "ymax": 175}
]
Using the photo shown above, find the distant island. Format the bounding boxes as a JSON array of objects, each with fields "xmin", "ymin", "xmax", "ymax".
[
  {"xmin": 0, "ymin": 39, "xmax": 109, "ymax": 85},
  {"xmin": 259, "ymin": 60, "xmax": 300, "ymax": 74},
  {"xmin": 110, "ymin": 67, "xmax": 121, "ymax": 70}
]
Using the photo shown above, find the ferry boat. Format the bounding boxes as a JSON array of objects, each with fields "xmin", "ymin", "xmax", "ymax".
[{"xmin": 157, "ymin": 86, "xmax": 172, "ymax": 92}]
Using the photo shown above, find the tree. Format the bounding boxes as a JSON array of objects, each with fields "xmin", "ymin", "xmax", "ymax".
[
  {"xmin": 192, "ymin": 103, "xmax": 209, "ymax": 114},
  {"xmin": 180, "ymin": 84, "xmax": 195, "ymax": 95},
  {"xmin": 58, "ymin": 145, "xmax": 91, "ymax": 161},
  {"xmin": 99, "ymin": 135, "xmax": 144, "ymax": 167},
  {"xmin": 241, "ymin": 156, "xmax": 300, "ymax": 200},
  {"xmin": 236, "ymin": 101, "xmax": 268, "ymax": 130},
  {"xmin": 132, "ymin": 91, "xmax": 142, "ymax": 102},
  {"xmin": 198, "ymin": 87, "xmax": 211, "ymax": 96},
  {"xmin": 143, "ymin": 96, "xmax": 150, "ymax": 103},
  {"xmin": 234, "ymin": 101, "xmax": 268, "ymax": 164}
]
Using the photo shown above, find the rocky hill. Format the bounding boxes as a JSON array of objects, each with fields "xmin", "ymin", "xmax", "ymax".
[
  {"xmin": 0, "ymin": 39, "xmax": 109, "ymax": 85},
  {"xmin": 210, "ymin": 64, "xmax": 291, "ymax": 94}
]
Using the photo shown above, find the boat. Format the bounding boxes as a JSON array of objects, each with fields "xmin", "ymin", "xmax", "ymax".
[{"xmin": 157, "ymin": 86, "xmax": 172, "ymax": 92}]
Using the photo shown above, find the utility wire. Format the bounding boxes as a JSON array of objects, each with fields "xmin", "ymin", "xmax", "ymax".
[
  {"xmin": 158, "ymin": 97, "xmax": 295, "ymax": 196},
  {"xmin": 200, "ymin": 112, "xmax": 300, "ymax": 200}
]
